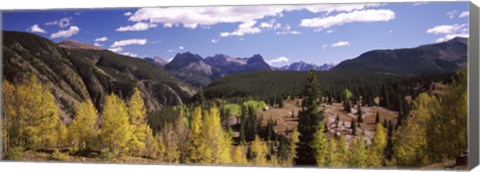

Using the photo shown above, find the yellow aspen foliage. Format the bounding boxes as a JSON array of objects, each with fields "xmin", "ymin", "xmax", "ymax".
[
  {"xmin": 427, "ymin": 69, "xmax": 467, "ymax": 161},
  {"xmin": 392, "ymin": 93, "xmax": 438, "ymax": 167},
  {"xmin": 326, "ymin": 137, "xmax": 339, "ymax": 167},
  {"xmin": 336, "ymin": 135, "xmax": 349, "ymax": 167},
  {"xmin": 2, "ymin": 80, "xmax": 15, "ymax": 152},
  {"xmin": 250, "ymin": 135, "xmax": 268, "ymax": 166},
  {"xmin": 312, "ymin": 124, "xmax": 328, "ymax": 166},
  {"xmin": 232, "ymin": 146, "xmax": 248, "ymax": 165},
  {"xmin": 127, "ymin": 87, "xmax": 151, "ymax": 156},
  {"xmin": 348, "ymin": 132, "xmax": 367, "ymax": 168},
  {"xmin": 288, "ymin": 129, "xmax": 300, "ymax": 165},
  {"xmin": 100, "ymin": 93, "xmax": 132, "ymax": 155},
  {"xmin": 202, "ymin": 107, "xmax": 232, "ymax": 165},
  {"xmin": 367, "ymin": 124, "xmax": 387, "ymax": 167},
  {"xmin": 68, "ymin": 100, "xmax": 98, "ymax": 150},
  {"xmin": 186, "ymin": 106, "xmax": 207, "ymax": 164},
  {"xmin": 14, "ymin": 76, "xmax": 59, "ymax": 149},
  {"xmin": 57, "ymin": 122, "xmax": 69, "ymax": 148}
]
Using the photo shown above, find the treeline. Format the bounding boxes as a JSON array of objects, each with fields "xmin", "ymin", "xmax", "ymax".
[{"xmin": 196, "ymin": 71, "xmax": 453, "ymax": 112}]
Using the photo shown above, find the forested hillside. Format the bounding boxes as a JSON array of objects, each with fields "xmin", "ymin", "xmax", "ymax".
[{"xmin": 3, "ymin": 31, "xmax": 197, "ymax": 120}]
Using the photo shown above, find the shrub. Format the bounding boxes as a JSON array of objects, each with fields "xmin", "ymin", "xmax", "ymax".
[
  {"xmin": 3, "ymin": 147, "xmax": 25, "ymax": 160},
  {"xmin": 49, "ymin": 150, "xmax": 69, "ymax": 161}
]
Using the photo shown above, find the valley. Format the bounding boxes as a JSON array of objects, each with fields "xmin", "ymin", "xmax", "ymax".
[{"xmin": 1, "ymin": 30, "xmax": 468, "ymax": 170}]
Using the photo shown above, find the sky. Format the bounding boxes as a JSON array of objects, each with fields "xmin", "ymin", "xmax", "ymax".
[{"xmin": 2, "ymin": 2, "xmax": 470, "ymax": 67}]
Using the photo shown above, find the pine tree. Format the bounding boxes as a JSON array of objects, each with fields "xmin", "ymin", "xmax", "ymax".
[
  {"xmin": 69, "ymin": 100, "xmax": 98, "ymax": 151},
  {"xmin": 99, "ymin": 93, "xmax": 132, "ymax": 155},
  {"xmin": 295, "ymin": 68, "xmax": 324, "ymax": 166},
  {"xmin": 375, "ymin": 111, "xmax": 380, "ymax": 124},
  {"xmin": 350, "ymin": 120, "xmax": 357, "ymax": 136},
  {"xmin": 357, "ymin": 104, "xmax": 363, "ymax": 123}
]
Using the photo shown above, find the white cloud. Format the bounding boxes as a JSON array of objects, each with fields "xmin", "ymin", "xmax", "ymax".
[
  {"xmin": 276, "ymin": 31, "xmax": 301, "ymax": 35},
  {"xmin": 168, "ymin": 49, "xmax": 174, "ymax": 53},
  {"xmin": 116, "ymin": 22, "xmax": 158, "ymax": 32},
  {"xmin": 459, "ymin": 11, "xmax": 469, "ymax": 18},
  {"xmin": 179, "ymin": 46, "xmax": 184, "ymax": 50},
  {"xmin": 267, "ymin": 56, "xmax": 289, "ymax": 64},
  {"xmin": 50, "ymin": 26, "xmax": 80, "ymax": 39},
  {"xmin": 124, "ymin": 12, "xmax": 132, "ymax": 16},
  {"xmin": 426, "ymin": 24, "xmax": 466, "ymax": 35},
  {"xmin": 127, "ymin": 5, "xmax": 380, "ymax": 36},
  {"xmin": 412, "ymin": 2, "xmax": 429, "ymax": 6},
  {"xmin": 300, "ymin": 9, "xmax": 395, "ymax": 31},
  {"xmin": 108, "ymin": 47, "xmax": 123, "ymax": 53},
  {"xmin": 45, "ymin": 17, "xmax": 72, "ymax": 28},
  {"xmin": 447, "ymin": 10, "xmax": 457, "ymax": 19},
  {"xmin": 27, "ymin": 24, "xmax": 47, "ymax": 33},
  {"xmin": 426, "ymin": 24, "xmax": 469, "ymax": 42},
  {"xmin": 110, "ymin": 39, "xmax": 147, "ymax": 47},
  {"xmin": 94, "ymin": 42, "xmax": 104, "ymax": 47},
  {"xmin": 167, "ymin": 58, "xmax": 173, "ymax": 62},
  {"xmin": 121, "ymin": 52, "xmax": 139, "ymax": 57},
  {"xmin": 211, "ymin": 39, "xmax": 218, "ymax": 43},
  {"xmin": 94, "ymin": 36, "xmax": 108, "ymax": 42},
  {"xmin": 331, "ymin": 41, "xmax": 351, "ymax": 47},
  {"xmin": 151, "ymin": 40, "xmax": 162, "ymax": 44},
  {"xmin": 322, "ymin": 44, "xmax": 328, "ymax": 50},
  {"xmin": 326, "ymin": 30, "xmax": 334, "ymax": 34},
  {"xmin": 220, "ymin": 20, "xmax": 262, "ymax": 37}
]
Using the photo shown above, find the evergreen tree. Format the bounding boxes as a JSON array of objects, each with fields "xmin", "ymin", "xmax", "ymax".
[
  {"xmin": 350, "ymin": 120, "xmax": 357, "ymax": 136},
  {"xmin": 375, "ymin": 111, "xmax": 380, "ymax": 124},
  {"xmin": 357, "ymin": 104, "xmax": 363, "ymax": 123},
  {"xmin": 295, "ymin": 68, "xmax": 324, "ymax": 166}
]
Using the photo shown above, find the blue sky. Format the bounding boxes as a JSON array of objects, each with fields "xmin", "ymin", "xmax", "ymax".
[{"xmin": 2, "ymin": 2, "xmax": 469, "ymax": 67}]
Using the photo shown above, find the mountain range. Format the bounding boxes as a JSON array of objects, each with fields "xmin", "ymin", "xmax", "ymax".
[
  {"xmin": 279, "ymin": 61, "xmax": 335, "ymax": 71},
  {"xmin": 162, "ymin": 52, "xmax": 273, "ymax": 87}
]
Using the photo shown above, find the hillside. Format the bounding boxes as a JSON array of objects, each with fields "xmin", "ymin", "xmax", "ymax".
[
  {"xmin": 3, "ymin": 31, "xmax": 197, "ymax": 121},
  {"xmin": 331, "ymin": 37, "xmax": 467, "ymax": 75}
]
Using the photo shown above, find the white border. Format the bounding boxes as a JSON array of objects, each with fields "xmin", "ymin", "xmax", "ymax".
[{"xmin": 0, "ymin": 0, "xmax": 478, "ymax": 172}]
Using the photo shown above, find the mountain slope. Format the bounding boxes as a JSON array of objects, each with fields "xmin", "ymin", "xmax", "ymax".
[
  {"xmin": 3, "ymin": 31, "xmax": 197, "ymax": 121},
  {"xmin": 331, "ymin": 37, "xmax": 467, "ymax": 75}
]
